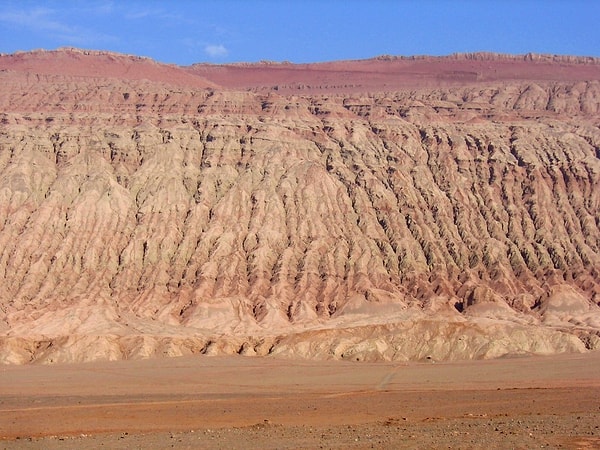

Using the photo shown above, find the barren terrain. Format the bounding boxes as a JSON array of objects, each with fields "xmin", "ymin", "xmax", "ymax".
[
  {"xmin": 1, "ymin": 352, "xmax": 599, "ymax": 448},
  {"xmin": 1, "ymin": 47, "xmax": 600, "ymax": 448},
  {"xmin": 0, "ymin": 49, "xmax": 600, "ymax": 364}
]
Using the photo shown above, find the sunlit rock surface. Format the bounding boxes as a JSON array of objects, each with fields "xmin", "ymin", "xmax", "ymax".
[{"xmin": 0, "ymin": 49, "xmax": 599, "ymax": 363}]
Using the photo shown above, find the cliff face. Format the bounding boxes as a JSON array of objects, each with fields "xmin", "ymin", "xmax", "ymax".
[{"xmin": 1, "ymin": 49, "xmax": 599, "ymax": 363}]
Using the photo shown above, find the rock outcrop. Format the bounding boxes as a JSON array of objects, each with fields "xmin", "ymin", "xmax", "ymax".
[{"xmin": 0, "ymin": 49, "xmax": 599, "ymax": 363}]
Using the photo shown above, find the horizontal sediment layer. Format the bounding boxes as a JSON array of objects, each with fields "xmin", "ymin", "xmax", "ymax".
[{"xmin": 0, "ymin": 51, "xmax": 599, "ymax": 363}]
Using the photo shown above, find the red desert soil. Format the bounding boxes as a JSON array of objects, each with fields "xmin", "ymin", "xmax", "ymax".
[
  {"xmin": 188, "ymin": 52, "xmax": 600, "ymax": 93},
  {"xmin": 0, "ymin": 48, "xmax": 218, "ymax": 89},
  {"xmin": 1, "ymin": 351, "xmax": 599, "ymax": 449}
]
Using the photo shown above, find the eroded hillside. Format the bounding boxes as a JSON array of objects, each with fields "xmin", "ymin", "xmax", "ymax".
[{"xmin": 0, "ymin": 50, "xmax": 599, "ymax": 363}]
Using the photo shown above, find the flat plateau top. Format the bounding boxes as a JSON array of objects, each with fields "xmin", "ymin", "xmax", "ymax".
[{"xmin": 2, "ymin": 49, "xmax": 600, "ymax": 93}]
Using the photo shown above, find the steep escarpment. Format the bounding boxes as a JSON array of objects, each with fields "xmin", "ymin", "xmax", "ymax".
[{"xmin": 0, "ymin": 50, "xmax": 599, "ymax": 363}]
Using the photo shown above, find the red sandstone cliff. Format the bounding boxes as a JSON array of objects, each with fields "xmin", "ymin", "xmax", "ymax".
[{"xmin": 0, "ymin": 48, "xmax": 599, "ymax": 363}]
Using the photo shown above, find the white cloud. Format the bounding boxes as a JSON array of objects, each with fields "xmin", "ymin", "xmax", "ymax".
[
  {"xmin": 121, "ymin": 5, "xmax": 189, "ymax": 24},
  {"xmin": 90, "ymin": 1, "xmax": 116, "ymax": 15},
  {"xmin": 0, "ymin": 7, "xmax": 71, "ymax": 34},
  {"xmin": 0, "ymin": 6, "xmax": 116, "ymax": 46},
  {"xmin": 204, "ymin": 44, "xmax": 228, "ymax": 58},
  {"xmin": 125, "ymin": 10, "xmax": 156, "ymax": 20}
]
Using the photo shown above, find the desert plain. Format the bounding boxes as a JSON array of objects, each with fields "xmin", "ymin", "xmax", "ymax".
[{"xmin": 1, "ymin": 351, "xmax": 599, "ymax": 449}]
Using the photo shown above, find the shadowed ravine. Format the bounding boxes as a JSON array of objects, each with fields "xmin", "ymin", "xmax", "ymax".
[{"xmin": 0, "ymin": 49, "xmax": 599, "ymax": 363}]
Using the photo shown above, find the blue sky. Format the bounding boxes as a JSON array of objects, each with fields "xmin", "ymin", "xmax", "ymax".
[{"xmin": 1, "ymin": 0, "xmax": 599, "ymax": 65}]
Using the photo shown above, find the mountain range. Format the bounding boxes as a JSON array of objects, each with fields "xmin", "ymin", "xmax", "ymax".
[{"xmin": 0, "ymin": 48, "xmax": 599, "ymax": 364}]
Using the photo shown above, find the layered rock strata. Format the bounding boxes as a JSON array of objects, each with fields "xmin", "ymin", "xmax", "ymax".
[{"xmin": 0, "ymin": 49, "xmax": 599, "ymax": 363}]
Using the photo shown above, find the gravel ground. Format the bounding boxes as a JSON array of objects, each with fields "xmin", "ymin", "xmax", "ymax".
[{"xmin": 1, "ymin": 352, "xmax": 599, "ymax": 449}]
